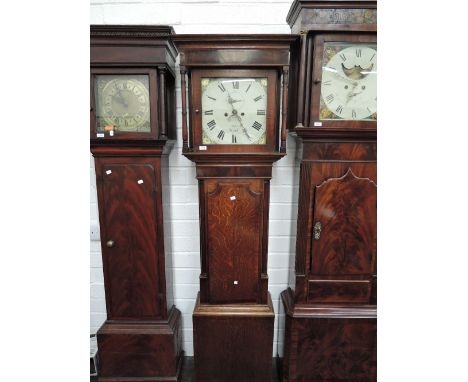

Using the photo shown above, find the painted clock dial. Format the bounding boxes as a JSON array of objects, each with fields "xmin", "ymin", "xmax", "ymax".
[
  {"xmin": 320, "ymin": 43, "xmax": 377, "ymax": 121},
  {"xmin": 94, "ymin": 74, "xmax": 151, "ymax": 133},
  {"xmin": 201, "ymin": 78, "xmax": 268, "ymax": 144}
]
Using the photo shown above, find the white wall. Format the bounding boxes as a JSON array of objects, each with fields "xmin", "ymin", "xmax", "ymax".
[{"xmin": 90, "ymin": 0, "xmax": 297, "ymax": 357}]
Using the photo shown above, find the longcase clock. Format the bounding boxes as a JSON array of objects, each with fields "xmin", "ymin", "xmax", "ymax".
[
  {"xmin": 281, "ymin": 1, "xmax": 377, "ymax": 381},
  {"xmin": 90, "ymin": 25, "xmax": 183, "ymax": 382},
  {"xmin": 173, "ymin": 35, "xmax": 298, "ymax": 382}
]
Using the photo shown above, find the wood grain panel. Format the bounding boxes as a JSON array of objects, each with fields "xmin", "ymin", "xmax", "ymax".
[
  {"xmin": 100, "ymin": 163, "xmax": 161, "ymax": 319},
  {"xmin": 308, "ymin": 279, "xmax": 371, "ymax": 303},
  {"xmin": 311, "ymin": 168, "xmax": 376, "ymax": 275},
  {"xmin": 205, "ymin": 179, "xmax": 263, "ymax": 303},
  {"xmin": 289, "ymin": 316, "xmax": 376, "ymax": 381}
]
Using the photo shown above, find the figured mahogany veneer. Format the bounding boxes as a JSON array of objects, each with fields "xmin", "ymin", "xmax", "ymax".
[
  {"xmin": 91, "ymin": 25, "xmax": 182, "ymax": 381},
  {"xmin": 280, "ymin": 2, "xmax": 377, "ymax": 380}
]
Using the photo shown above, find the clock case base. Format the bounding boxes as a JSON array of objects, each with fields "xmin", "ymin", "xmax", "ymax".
[
  {"xmin": 279, "ymin": 289, "xmax": 376, "ymax": 382},
  {"xmin": 97, "ymin": 306, "xmax": 183, "ymax": 382},
  {"xmin": 193, "ymin": 292, "xmax": 275, "ymax": 382}
]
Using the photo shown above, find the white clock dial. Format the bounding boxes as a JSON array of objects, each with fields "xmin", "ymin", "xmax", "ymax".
[
  {"xmin": 320, "ymin": 43, "xmax": 377, "ymax": 121},
  {"xmin": 201, "ymin": 78, "xmax": 267, "ymax": 144}
]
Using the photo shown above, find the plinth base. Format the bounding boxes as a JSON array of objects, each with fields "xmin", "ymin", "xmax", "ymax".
[
  {"xmin": 97, "ymin": 306, "xmax": 183, "ymax": 382},
  {"xmin": 280, "ymin": 289, "xmax": 376, "ymax": 381},
  {"xmin": 193, "ymin": 292, "xmax": 275, "ymax": 382}
]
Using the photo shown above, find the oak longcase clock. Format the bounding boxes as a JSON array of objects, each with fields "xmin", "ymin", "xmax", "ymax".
[
  {"xmin": 281, "ymin": 1, "xmax": 377, "ymax": 381},
  {"xmin": 90, "ymin": 25, "xmax": 183, "ymax": 382},
  {"xmin": 173, "ymin": 34, "xmax": 298, "ymax": 382}
]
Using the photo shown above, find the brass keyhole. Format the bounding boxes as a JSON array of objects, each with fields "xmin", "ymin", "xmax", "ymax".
[{"xmin": 106, "ymin": 240, "xmax": 115, "ymax": 248}]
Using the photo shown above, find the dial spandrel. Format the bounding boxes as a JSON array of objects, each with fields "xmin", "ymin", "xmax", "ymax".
[
  {"xmin": 319, "ymin": 43, "xmax": 377, "ymax": 121},
  {"xmin": 95, "ymin": 74, "xmax": 151, "ymax": 133},
  {"xmin": 201, "ymin": 78, "xmax": 268, "ymax": 145}
]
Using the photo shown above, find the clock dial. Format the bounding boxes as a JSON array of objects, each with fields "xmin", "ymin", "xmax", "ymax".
[
  {"xmin": 319, "ymin": 43, "xmax": 377, "ymax": 121},
  {"xmin": 201, "ymin": 78, "xmax": 268, "ymax": 144},
  {"xmin": 95, "ymin": 74, "xmax": 151, "ymax": 133}
]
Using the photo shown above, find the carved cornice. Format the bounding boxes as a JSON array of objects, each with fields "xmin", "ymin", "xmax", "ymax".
[
  {"xmin": 90, "ymin": 25, "xmax": 175, "ymax": 39},
  {"xmin": 287, "ymin": 0, "xmax": 377, "ymax": 27}
]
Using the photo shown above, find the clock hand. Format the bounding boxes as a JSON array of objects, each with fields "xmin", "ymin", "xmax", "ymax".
[{"xmin": 325, "ymin": 69, "xmax": 359, "ymax": 86}]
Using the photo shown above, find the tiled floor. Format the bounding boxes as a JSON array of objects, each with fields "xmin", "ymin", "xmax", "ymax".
[{"xmin": 91, "ymin": 356, "xmax": 281, "ymax": 381}]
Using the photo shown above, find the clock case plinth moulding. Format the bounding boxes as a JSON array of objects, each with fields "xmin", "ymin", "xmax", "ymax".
[
  {"xmin": 90, "ymin": 25, "xmax": 183, "ymax": 382},
  {"xmin": 173, "ymin": 35, "xmax": 299, "ymax": 382},
  {"xmin": 280, "ymin": 1, "xmax": 377, "ymax": 381}
]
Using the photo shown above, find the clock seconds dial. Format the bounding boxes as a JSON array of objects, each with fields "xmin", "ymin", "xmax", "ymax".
[
  {"xmin": 96, "ymin": 75, "xmax": 151, "ymax": 132},
  {"xmin": 201, "ymin": 78, "xmax": 267, "ymax": 144},
  {"xmin": 320, "ymin": 44, "xmax": 377, "ymax": 121}
]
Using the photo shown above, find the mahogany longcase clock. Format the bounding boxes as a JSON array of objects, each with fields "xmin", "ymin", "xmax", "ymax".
[
  {"xmin": 90, "ymin": 25, "xmax": 183, "ymax": 382},
  {"xmin": 173, "ymin": 35, "xmax": 298, "ymax": 382},
  {"xmin": 280, "ymin": 1, "xmax": 377, "ymax": 381}
]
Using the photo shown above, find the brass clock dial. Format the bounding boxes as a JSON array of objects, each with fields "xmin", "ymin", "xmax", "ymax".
[
  {"xmin": 201, "ymin": 77, "xmax": 268, "ymax": 145},
  {"xmin": 94, "ymin": 74, "xmax": 151, "ymax": 133},
  {"xmin": 320, "ymin": 43, "xmax": 377, "ymax": 121}
]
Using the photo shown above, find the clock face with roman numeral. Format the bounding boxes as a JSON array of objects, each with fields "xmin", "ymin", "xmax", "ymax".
[
  {"xmin": 319, "ymin": 42, "xmax": 377, "ymax": 121},
  {"xmin": 95, "ymin": 74, "xmax": 151, "ymax": 133},
  {"xmin": 201, "ymin": 77, "xmax": 267, "ymax": 144}
]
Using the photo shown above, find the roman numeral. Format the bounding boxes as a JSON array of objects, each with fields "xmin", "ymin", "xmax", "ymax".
[
  {"xmin": 207, "ymin": 120, "xmax": 216, "ymax": 130},
  {"xmin": 245, "ymin": 83, "xmax": 252, "ymax": 93},
  {"xmin": 232, "ymin": 135, "xmax": 237, "ymax": 143},
  {"xmin": 257, "ymin": 109, "xmax": 266, "ymax": 115},
  {"xmin": 217, "ymin": 130, "xmax": 225, "ymax": 140},
  {"xmin": 326, "ymin": 94, "xmax": 334, "ymax": 103},
  {"xmin": 367, "ymin": 107, "xmax": 372, "ymax": 114},
  {"xmin": 352, "ymin": 110, "xmax": 357, "ymax": 118},
  {"xmin": 339, "ymin": 53, "xmax": 346, "ymax": 61},
  {"xmin": 254, "ymin": 95, "xmax": 262, "ymax": 102},
  {"xmin": 218, "ymin": 83, "xmax": 226, "ymax": 92},
  {"xmin": 336, "ymin": 105, "xmax": 343, "ymax": 114},
  {"xmin": 232, "ymin": 81, "xmax": 239, "ymax": 89},
  {"xmin": 204, "ymin": 110, "xmax": 213, "ymax": 115},
  {"xmin": 356, "ymin": 48, "xmax": 362, "ymax": 57},
  {"xmin": 323, "ymin": 80, "xmax": 332, "ymax": 86},
  {"xmin": 252, "ymin": 121, "xmax": 262, "ymax": 131},
  {"xmin": 208, "ymin": 96, "xmax": 216, "ymax": 101},
  {"xmin": 370, "ymin": 53, "xmax": 376, "ymax": 61}
]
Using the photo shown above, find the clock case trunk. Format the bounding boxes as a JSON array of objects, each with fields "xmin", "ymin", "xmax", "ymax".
[
  {"xmin": 173, "ymin": 35, "xmax": 298, "ymax": 382},
  {"xmin": 280, "ymin": 2, "xmax": 378, "ymax": 381},
  {"xmin": 91, "ymin": 25, "xmax": 183, "ymax": 382}
]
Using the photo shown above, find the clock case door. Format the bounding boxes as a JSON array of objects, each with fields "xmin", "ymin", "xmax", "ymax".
[
  {"xmin": 190, "ymin": 68, "xmax": 280, "ymax": 154},
  {"xmin": 95, "ymin": 157, "xmax": 166, "ymax": 320},
  {"xmin": 90, "ymin": 67, "xmax": 159, "ymax": 141},
  {"xmin": 310, "ymin": 33, "xmax": 377, "ymax": 130}
]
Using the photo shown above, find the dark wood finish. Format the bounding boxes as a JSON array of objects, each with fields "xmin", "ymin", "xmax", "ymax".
[
  {"xmin": 173, "ymin": 35, "xmax": 298, "ymax": 381},
  {"xmin": 91, "ymin": 25, "xmax": 177, "ymax": 142},
  {"xmin": 193, "ymin": 293, "xmax": 275, "ymax": 382},
  {"xmin": 95, "ymin": 157, "xmax": 164, "ymax": 319},
  {"xmin": 91, "ymin": 26, "xmax": 182, "ymax": 382},
  {"xmin": 97, "ymin": 307, "xmax": 183, "ymax": 382},
  {"xmin": 281, "ymin": 289, "xmax": 376, "ymax": 381},
  {"xmin": 286, "ymin": 0, "xmax": 377, "ymax": 35},
  {"xmin": 282, "ymin": 2, "xmax": 377, "ymax": 380}
]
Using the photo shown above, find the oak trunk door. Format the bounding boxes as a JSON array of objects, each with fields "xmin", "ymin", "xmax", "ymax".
[
  {"xmin": 205, "ymin": 180, "xmax": 263, "ymax": 303},
  {"xmin": 100, "ymin": 163, "xmax": 162, "ymax": 319},
  {"xmin": 310, "ymin": 169, "xmax": 376, "ymax": 303}
]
